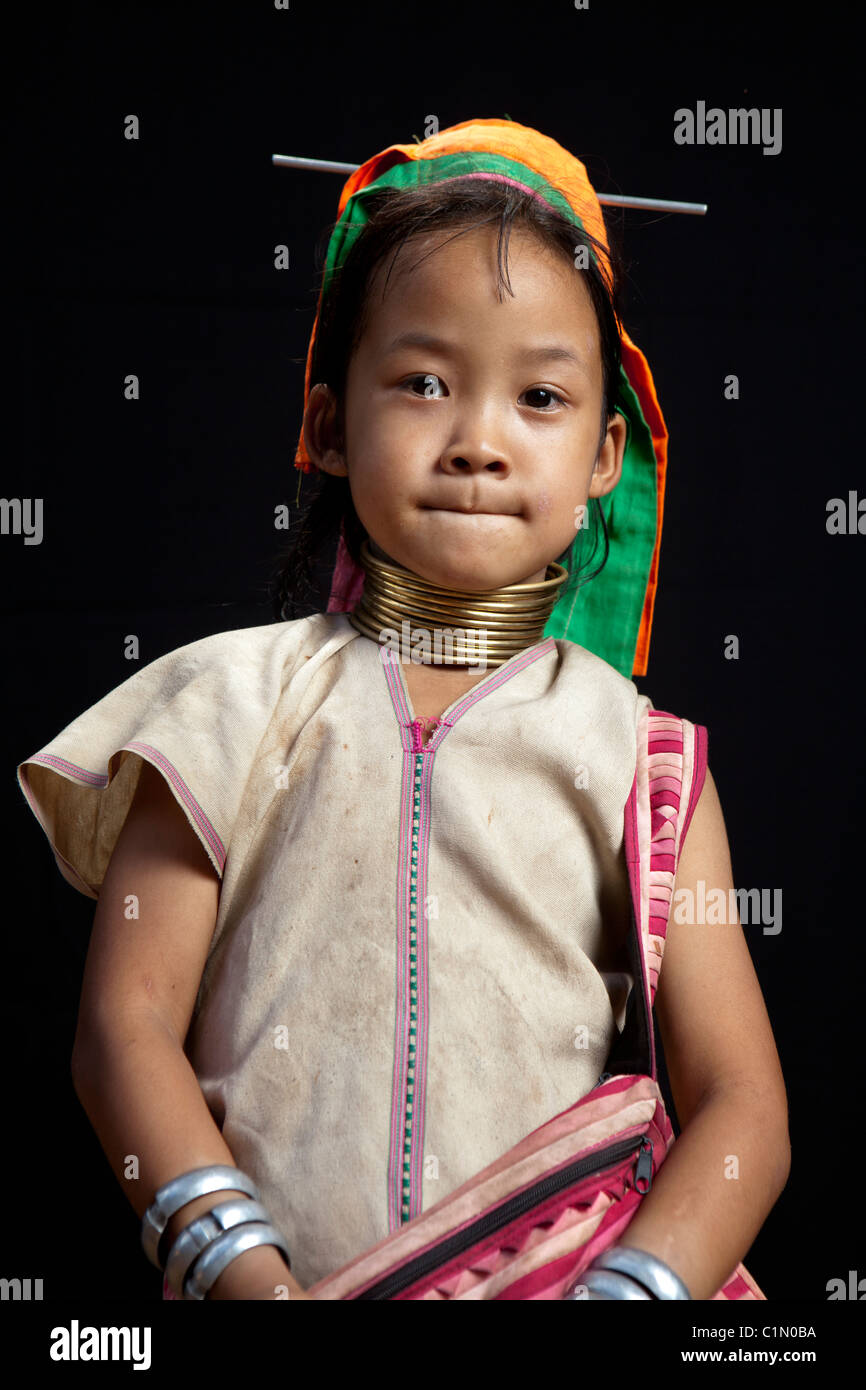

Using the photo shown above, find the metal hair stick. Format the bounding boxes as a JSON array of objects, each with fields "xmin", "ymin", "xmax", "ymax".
[{"xmin": 271, "ymin": 152, "xmax": 708, "ymax": 215}]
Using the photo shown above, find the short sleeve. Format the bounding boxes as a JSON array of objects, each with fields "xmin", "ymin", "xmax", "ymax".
[{"xmin": 15, "ymin": 617, "xmax": 323, "ymax": 899}]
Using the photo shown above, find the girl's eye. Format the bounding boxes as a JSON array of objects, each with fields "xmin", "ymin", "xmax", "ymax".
[
  {"xmin": 401, "ymin": 377, "xmax": 563, "ymax": 409},
  {"xmin": 522, "ymin": 387, "xmax": 563, "ymax": 410},
  {"xmin": 405, "ymin": 373, "xmax": 446, "ymax": 398}
]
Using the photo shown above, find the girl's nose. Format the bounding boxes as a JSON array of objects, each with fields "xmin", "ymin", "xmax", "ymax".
[{"xmin": 439, "ymin": 448, "xmax": 511, "ymax": 477}]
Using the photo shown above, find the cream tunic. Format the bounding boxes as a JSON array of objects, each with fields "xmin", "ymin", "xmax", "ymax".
[{"xmin": 17, "ymin": 611, "xmax": 654, "ymax": 1287}]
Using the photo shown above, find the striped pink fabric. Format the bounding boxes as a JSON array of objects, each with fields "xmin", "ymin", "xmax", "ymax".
[{"xmin": 624, "ymin": 712, "xmax": 707, "ymax": 1006}]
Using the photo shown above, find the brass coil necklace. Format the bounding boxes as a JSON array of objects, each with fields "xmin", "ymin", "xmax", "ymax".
[{"xmin": 347, "ymin": 539, "xmax": 569, "ymax": 668}]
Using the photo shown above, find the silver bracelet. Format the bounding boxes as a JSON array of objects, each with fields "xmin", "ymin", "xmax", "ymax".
[
  {"xmin": 564, "ymin": 1267, "xmax": 653, "ymax": 1300},
  {"xmin": 591, "ymin": 1245, "xmax": 692, "ymax": 1300},
  {"xmin": 183, "ymin": 1221, "xmax": 292, "ymax": 1301},
  {"xmin": 141, "ymin": 1165, "xmax": 260, "ymax": 1270},
  {"xmin": 164, "ymin": 1197, "xmax": 274, "ymax": 1298}
]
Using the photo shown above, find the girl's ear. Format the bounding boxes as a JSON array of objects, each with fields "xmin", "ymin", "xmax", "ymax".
[
  {"xmin": 303, "ymin": 383, "xmax": 348, "ymax": 477},
  {"xmin": 588, "ymin": 411, "xmax": 627, "ymax": 499}
]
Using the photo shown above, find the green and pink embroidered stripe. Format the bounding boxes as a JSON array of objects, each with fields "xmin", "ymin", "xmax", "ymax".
[{"xmin": 379, "ymin": 639, "xmax": 557, "ymax": 1231}]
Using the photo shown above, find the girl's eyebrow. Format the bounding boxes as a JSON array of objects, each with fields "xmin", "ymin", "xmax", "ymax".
[{"xmin": 383, "ymin": 330, "xmax": 588, "ymax": 374}]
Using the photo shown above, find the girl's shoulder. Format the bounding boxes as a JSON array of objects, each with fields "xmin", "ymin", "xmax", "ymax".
[
  {"xmin": 552, "ymin": 637, "xmax": 705, "ymax": 761},
  {"xmin": 76, "ymin": 611, "xmax": 358, "ymax": 718},
  {"xmin": 552, "ymin": 636, "xmax": 656, "ymax": 722},
  {"xmin": 141, "ymin": 610, "xmax": 352, "ymax": 678},
  {"xmin": 15, "ymin": 612, "xmax": 357, "ymax": 898}
]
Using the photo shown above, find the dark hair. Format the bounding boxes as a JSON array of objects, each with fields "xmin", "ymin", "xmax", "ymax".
[{"xmin": 270, "ymin": 176, "xmax": 628, "ymax": 621}]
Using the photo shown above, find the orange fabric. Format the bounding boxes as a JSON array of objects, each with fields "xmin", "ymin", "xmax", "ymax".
[{"xmin": 620, "ymin": 330, "xmax": 668, "ymax": 676}]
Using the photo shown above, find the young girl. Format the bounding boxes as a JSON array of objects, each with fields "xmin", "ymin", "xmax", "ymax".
[{"xmin": 16, "ymin": 117, "xmax": 789, "ymax": 1302}]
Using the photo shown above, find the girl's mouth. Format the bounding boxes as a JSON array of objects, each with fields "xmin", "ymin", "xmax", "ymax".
[{"xmin": 421, "ymin": 505, "xmax": 518, "ymax": 518}]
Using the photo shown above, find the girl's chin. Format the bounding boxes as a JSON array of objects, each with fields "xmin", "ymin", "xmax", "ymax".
[{"xmin": 367, "ymin": 529, "xmax": 546, "ymax": 590}]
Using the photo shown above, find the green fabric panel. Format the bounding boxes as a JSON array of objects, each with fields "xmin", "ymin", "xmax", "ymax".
[{"xmin": 543, "ymin": 366, "xmax": 658, "ymax": 677}]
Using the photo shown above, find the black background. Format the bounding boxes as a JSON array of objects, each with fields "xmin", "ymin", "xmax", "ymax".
[{"xmin": 2, "ymin": 0, "xmax": 863, "ymax": 1308}]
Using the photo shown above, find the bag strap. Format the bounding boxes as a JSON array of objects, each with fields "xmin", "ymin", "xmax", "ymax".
[{"xmin": 601, "ymin": 709, "xmax": 708, "ymax": 1082}]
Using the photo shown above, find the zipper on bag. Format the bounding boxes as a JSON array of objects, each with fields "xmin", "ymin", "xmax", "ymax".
[
  {"xmin": 633, "ymin": 1135, "xmax": 653, "ymax": 1194},
  {"xmin": 355, "ymin": 1123, "xmax": 655, "ymax": 1300}
]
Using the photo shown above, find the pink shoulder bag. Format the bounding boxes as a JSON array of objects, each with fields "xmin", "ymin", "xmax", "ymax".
[{"xmin": 306, "ymin": 710, "xmax": 767, "ymax": 1301}]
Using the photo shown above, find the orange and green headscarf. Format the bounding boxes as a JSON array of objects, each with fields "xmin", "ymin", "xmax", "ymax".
[{"xmin": 293, "ymin": 117, "xmax": 668, "ymax": 679}]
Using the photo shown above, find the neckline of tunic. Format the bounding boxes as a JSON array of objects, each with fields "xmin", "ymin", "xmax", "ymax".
[{"xmin": 344, "ymin": 621, "xmax": 559, "ymax": 755}]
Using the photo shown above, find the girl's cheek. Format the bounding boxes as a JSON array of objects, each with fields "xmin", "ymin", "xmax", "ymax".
[{"xmin": 536, "ymin": 491, "xmax": 553, "ymax": 516}]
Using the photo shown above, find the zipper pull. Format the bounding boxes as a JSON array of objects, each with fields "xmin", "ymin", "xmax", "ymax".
[{"xmin": 633, "ymin": 1136, "xmax": 654, "ymax": 1194}]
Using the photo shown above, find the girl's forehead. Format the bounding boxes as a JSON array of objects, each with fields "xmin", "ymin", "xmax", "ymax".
[
  {"xmin": 384, "ymin": 221, "xmax": 568, "ymax": 283},
  {"xmin": 363, "ymin": 225, "xmax": 596, "ymax": 334}
]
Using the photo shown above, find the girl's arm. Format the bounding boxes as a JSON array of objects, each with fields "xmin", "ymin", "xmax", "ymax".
[
  {"xmin": 70, "ymin": 760, "xmax": 310, "ymax": 1300},
  {"xmin": 611, "ymin": 766, "xmax": 791, "ymax": 1299}
]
